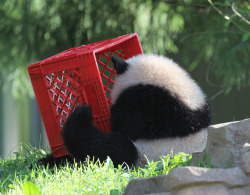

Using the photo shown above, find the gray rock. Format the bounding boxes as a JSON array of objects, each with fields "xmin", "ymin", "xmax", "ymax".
[
  {"xmin": 172, "ymin": 185, "xmax": 228, "ymax": 195},
  {"xmin": 241, "ymin": 142, "xmax": 250, "ymax": 154},
  {"xmin": 147, "ymin": 185, "xmax": 229, "ymax": 195},
  {"xmin": 123, "ymin": 176, "xmax": 166, "ymax": 195},
  {"xmin": 190, "ymin": 150, "xmax": 206, "ymax": 167},
  {"xmin": 206, "ymin": 118, "xmax": 250, "ymax": 168},
  {"xmin": 229, "ymin": 187, "xmax": 250, "ymax": 195},
  {"xmin": 240, "ymin": 143, "xmax": 250, "ymax": 175},
  {"xmin": 165, "ymin": 167, "xmax": 248, "ymax": 190},
  {"xmin": 124, "ymin": 166, "xmax": 249, "ymax": 195}
]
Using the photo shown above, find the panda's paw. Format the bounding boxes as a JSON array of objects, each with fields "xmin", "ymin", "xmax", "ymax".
[{"xmin": 65, "ymin": 105, "xmax": 93, "ymax": 128}]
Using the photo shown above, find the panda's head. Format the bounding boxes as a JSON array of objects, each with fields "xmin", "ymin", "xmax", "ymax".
[{"xmin": 111, "ymin": 54, "xmax": 207, "ymax": 110}]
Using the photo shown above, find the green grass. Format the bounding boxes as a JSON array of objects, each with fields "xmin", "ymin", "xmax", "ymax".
[{"xmin": 0, "ymin": 144, "xmax": 213, "ymax": 195}]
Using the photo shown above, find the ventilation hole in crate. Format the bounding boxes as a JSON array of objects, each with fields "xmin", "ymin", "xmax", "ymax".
[
  {"xmin": 54, "ymin": 82, "xmax": 60, "ymax": 91},
  {"xmin": 61, "ymin": 87, "xmax": 68, "ymax": 96},
  {"xmin": 58, "ymin": 95, "xmax": 64, "ymax": 104},
  {"xmin": 57, "ymin": 74, "xmax": 62, "ymax": 80},
  {"xmin": 98, "ymin": 65, "xmax": 104, "ymax": 73},
  {"xmin": 57, "ymin": 107, "xmax": 61, "ymax": 114},
  {"xmin": 107, "ymin": 62, "xmax": 114, "ymax": 70},
  {"xmin": 111, "ymin": 75, "xmax": 115, "ymax": 83},
  {"xmin": 105, "ymin": 52, "xmax": 111, "ymax": 56},
  {"xmin": 103, "ymin": 68, "xmax": 112, "ymax": 77},
  {"xmin": 49, "ymin": 89, "xmax": 57, "ymax": 101},
  {"xmin": 113, "ymin": 49, "xmax": 123, "ymax": 58},
  {"xmin": 66, "ymin": 101, "xmax": 73, "ymax": 110},
  {"xmin": 102, "ymin": 78, "xmax": 107, "ymax": 86},
  {"xmin": 66, "ymin": 81, "xmax": 71, "ymax": 88},
  {"xmin": 46, "ymin": 68, "xmax": 82, "ymax": 128},
  {"xmin": 105, "ymin": 90, "xmax": 111, "ymax": 99},
  {"xmin": 107, "ymin": 82, "xmax": 114, "ymax": 91},
  {"xmin": 61, "ymin": 111, "xmax": 66, "ymax": 118},
  {"xmin": 111, "ymin": 52, "xmax": 119, "ymax": 58},
  {"xmin": 69, "ymin": 71, "xmax": 75, "ymax": 78},
  {"xmin": 99, "ymin": 55, "xmax": 108, "ymax": 65},
  {"xmin": 60, "ymin": 119, "xmax": 65, "ymax": 127},
  {"xmin": 46, "ymin": 74, "xmax": 51, "ymax": 79},
  {"xmin": 46, "ymin": 74, "xmax": 55, "ymax": 86},
  {"xmin": 116, "ymin": 49, "xmax": 124, "ymax": 56},
  {"xmin": 70, "ymin": 94, "xmax": 75, "ymax": 101}
]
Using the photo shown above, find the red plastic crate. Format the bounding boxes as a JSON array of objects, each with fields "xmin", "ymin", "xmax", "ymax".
[{"xmin": 28, "ymin": 33, "xmax": 143, "ymax": 157}]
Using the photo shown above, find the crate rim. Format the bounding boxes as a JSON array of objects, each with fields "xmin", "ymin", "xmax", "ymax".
[{"xmin": 27, "ymin": 33, "xmax": 139, "ymax": 72}]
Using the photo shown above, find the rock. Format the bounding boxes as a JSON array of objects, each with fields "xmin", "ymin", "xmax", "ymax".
[
  {"xmin": 205, "ymin": 118, "xmax": 250, "ymax": 168},
  {"xmin": 123, "ymin": 176, "xmax": 166, "ymax": 195},
  {"xmin": 190, "ymin": 150, "xmax": 206, "ymax": 167},
  {"xmin": 241, "ymin": 142, "xmax": 250, "ymax": 154},
  {"xmin": 171, "ymin": 185, "xmax": 229, "ymax": 195},
  {"xmin": 166, "ymin": 167, "xmax": 248, "ymax": 190},
  {"xmin": 240, "ymin": 143, "xmax": 250, "ymax": 175},
  {"xmin": 124, "ymin": 166, "xmax": 250, "ymax": 195}
]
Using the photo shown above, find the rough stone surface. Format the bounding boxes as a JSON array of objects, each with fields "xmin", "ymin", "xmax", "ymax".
[
  {"xmin": 124, "ymin": 166, "xmax": 250, "ymax": 195},
  {"xmin": 192, "ymin": 118, "xmax": 250, "ymax": 168},
  {"xmin": 165, "ymin": 167, "xmax": 248, "ymax": 190},
  {"xmin": 124, "ymin": 118, "xmax": 250, "ymax": 195},
  {"xmin": 240, "ymin": 143, "xmax": 250, "ymax": 175}
]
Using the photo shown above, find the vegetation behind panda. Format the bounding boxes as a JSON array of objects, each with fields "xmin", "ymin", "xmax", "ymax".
[{"xmin": 38, "ymin": 54, "xmax": 211, "ymax": 168}]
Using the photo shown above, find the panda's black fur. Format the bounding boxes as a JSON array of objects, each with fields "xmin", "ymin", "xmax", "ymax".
[
  {"xmin": 111, "ymin": 84, "xmax": 210, "ymax": 141},
  {"xmin": 37, "ymin": 54, "xmax": 211, "ymax": 168}
]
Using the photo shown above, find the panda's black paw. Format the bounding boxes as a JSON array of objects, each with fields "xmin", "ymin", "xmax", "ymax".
[{"xmin": 64, "ymin": 105, "xmax": 93, "ymax": 130}]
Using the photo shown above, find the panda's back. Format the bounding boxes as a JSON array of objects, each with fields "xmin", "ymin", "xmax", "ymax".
[{"xmin": 110, "ymin": 83, "xmax": 211, "ymax": 141}]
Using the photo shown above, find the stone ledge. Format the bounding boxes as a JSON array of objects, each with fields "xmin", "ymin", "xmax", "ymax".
[{"xmin": 193, "ymin": 118, "xmax": 250, "ymax": 168}]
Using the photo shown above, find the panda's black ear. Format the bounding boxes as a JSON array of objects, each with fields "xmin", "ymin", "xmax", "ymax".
[{"xmin": 111, "ymin": 55, "xmax": 128, "ymax": 74}]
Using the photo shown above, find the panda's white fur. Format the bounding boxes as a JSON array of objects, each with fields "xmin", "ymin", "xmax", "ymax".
[
  {"xmin": 134, "ymin": 129, "xmax": 207, "ymax": 166},
  {"xmin": 111, "ymin": 54, "xmax": 206, "ymax": 110}
]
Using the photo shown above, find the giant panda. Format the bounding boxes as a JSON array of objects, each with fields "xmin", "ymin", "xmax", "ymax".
[{"xmin": 38, "ymin": 54, "xmax": 211, "ymax": 168}]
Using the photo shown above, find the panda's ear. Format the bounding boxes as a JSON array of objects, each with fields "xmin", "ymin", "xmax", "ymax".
[{"xmin": 111, "ymin": 55, "xmax": 128, "ymax": 74}]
